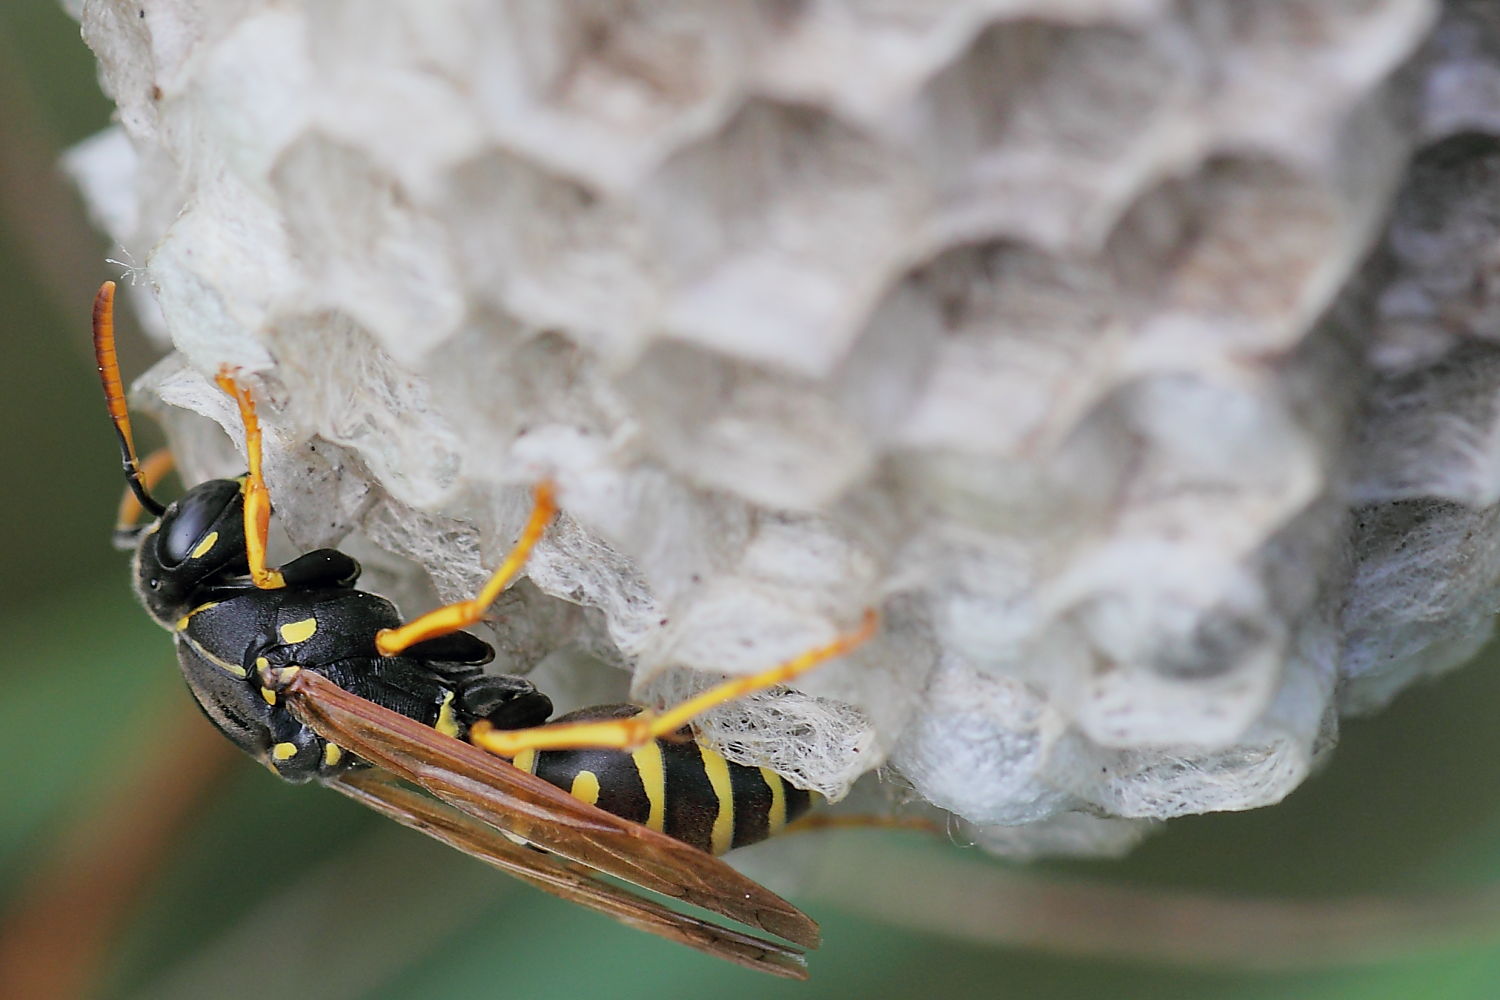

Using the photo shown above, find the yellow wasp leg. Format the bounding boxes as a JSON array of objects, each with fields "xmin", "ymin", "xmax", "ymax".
[
  {"xmin": 214, "ymin": 368, "xmax": 285, "ymax": 589},
  {"xmin": 470, "ymin": 609, "xmax": 879, "ymax": 756},
  {"xmin": 374, "ymin": 481, "xmax": 559, "ymax": 656}
]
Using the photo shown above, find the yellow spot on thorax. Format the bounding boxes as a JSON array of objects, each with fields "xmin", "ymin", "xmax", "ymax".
[
  {"xmin": 279, "ymin": 618, "xmax": 317, "ymax": 644},
  {"xmin": 323, "ymin": 743, "xmax": 343, "ymax": 766},
  {"xmin": 512, "ymin": 748, "xmax": 537, "ymax": 773},
  {"xmin": 260, "ymin": 687, "xmax": 277, "ymax": 706},
  {"xmin": 434, "ymin": 691, "xmax": 460, "ymax": 738},
  {"xmin": 699, "ymin": 745, "xmax": 735, "ymax": 854},
  {"xmin": 761, "ymin": 766, "xmax": 788, "ymax": 835},
  {"xmin": 569, "ymin": 770, "xmax": 601, "ymax": 806},
  {"xmin": 272, "ymin": 742, "xmax": 298, "ymax": 761},
  {"xmin": 189, "ymin": 531, "xmax": 218, "ymax": 559},
  {"xmin": 632, "ymin": 741, "xmax": 666, "ymax": 833}
]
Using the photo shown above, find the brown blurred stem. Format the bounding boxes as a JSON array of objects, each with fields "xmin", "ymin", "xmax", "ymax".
[
  {"xmin": 0, "ymin": 700, "xmax": 236, "ymax": 1000},
  {"xmin": 804, "ymin": 836, "xmax": 1500, "ymax": 970}
]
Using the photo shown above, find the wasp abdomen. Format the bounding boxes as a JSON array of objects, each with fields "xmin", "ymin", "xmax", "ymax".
[{"xmin": 513, "ymin": 706, "xmax": 811, "ymax": 855}]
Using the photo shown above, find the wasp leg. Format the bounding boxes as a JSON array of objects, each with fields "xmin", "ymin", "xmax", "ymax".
[
  {"xmin": 458, "ymin": 674, "xmax": 554, "ymax": 729},
  {"xmin": 781, "ymin": 812, "xmax": 944, "ymax": 837},
  {"xmin": 374, "ymin": 481, "xmax": 558, "ymax": 656},
  {"xmin": 214, "ymin": 367, "xmax": 285, "ymax": 589},
  {"xmin": 469, "ymin": 609, "xmax": 879, "ymax": 757},
  {"xmin": 401, "ymin": 630, "xmax": 495, "ymax": 668},
  {"xmin": 278, "ymin": 548, "xmax": 362, "ymax": 589}
]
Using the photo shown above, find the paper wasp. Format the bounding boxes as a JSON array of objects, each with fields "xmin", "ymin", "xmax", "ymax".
[{"xmin": 92, "ymin": 281, "xmax": 877, "ymax": 978}]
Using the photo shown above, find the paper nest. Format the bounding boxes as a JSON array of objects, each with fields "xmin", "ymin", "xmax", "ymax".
[{"xmin": 65, "ymin": 0, "xmax": 1500, "ymax": 857}]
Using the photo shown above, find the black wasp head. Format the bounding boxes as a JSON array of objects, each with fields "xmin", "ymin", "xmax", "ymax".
[{"xmin": 133, "ymin": 477, "xmax": 251, "ymax": 625}]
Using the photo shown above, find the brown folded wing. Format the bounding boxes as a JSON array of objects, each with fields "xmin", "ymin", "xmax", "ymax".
[{"xmin": 282, "ymin": 669, "xmax": 819, "ymax": 962}]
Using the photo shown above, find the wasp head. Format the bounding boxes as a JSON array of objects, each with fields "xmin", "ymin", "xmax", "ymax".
[{"xmin": 131, "ymin": 477, "xmax": 251, "ymax": 625}]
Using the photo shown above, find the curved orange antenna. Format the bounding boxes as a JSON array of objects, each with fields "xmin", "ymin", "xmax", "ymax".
[{"xmin": 93, "ymin": 281, "xmax": 165, "ymax": 518}]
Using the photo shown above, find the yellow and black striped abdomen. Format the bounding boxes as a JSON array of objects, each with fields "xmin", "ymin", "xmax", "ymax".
[{"xmin": 511, "ymin": 706, "xmax": 811, "ymax": 855}]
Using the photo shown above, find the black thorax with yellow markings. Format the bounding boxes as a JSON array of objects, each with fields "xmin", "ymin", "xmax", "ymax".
[{"xmin": 134, "ymin": 475, "xmax": 549, "ymax": 782}]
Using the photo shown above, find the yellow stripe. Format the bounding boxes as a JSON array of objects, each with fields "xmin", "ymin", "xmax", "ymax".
[
  {"xmin": 761, "ymin": 766, "xmax": 787, "ymax": 835},
  {"xmin": 434, "ymin": 691, "xmax": 460, "ymax": 738},
  {"xmin": 699, "ymin": 744, "xmax": 735, "ymax": 855},
  {"xmin": 175, "ymin": 601, "xmax": 221, "ymax": 632},
  {"xmin": 189, "ymin": 531, "xmax": 218, "ymax": 559},
  {"xmin": 260, "ymin": 687, "xmax": 277, "ymax": 705},
  {"xmin": 632, "ymin": 741, "xmax": 666, "ymax": 833},
  {"xmin": 178, "ymin": 632, "xmax": 246, "ymax": 678},
  {"xmin": 570, "ymin": 770, "xmax": 601, "ymax": 806},
  {"xmin": 512, "ymin": 748, "xmax": 537, "ymax": 774},
  {"xmin": 279, "ymin": 618, "xmax": 317, "ymax": 644}
]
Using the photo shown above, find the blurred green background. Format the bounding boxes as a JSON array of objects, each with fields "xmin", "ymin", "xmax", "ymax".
[{"xmin": 6, "ymin": 5, "xmax": 1500, "ymax": 999}]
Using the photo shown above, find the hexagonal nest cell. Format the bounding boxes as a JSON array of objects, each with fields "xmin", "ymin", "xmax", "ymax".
[{"xmin": 66, "ymin": 0, "xmax": 1500, "ymax": 856}]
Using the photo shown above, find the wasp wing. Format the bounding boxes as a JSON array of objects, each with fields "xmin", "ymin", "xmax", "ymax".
[
  {"xmin": 282, "ymin": 669, "xmax": 820, "ymax": 950},
  {"xmin": 331, "ymin": 769, "xmax": 809, "ymax": 979}
]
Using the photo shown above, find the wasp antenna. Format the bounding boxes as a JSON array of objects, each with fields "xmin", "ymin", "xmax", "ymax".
[
  {"xmin": 93, "ymin": 281, "xmax": 166, "ymax": 518},
  {"xmin": 114, "ymin": 448, "xmax": 175, "ymax": 535},
  {"xmin": 110, "ymin": 526, "xmax": 144, "ymax": 551}
]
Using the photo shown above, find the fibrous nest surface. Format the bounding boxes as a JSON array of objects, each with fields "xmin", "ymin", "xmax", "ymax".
[{"xmin": 66, "ymin": 0, "xmax": 1500, "ymax": 856}]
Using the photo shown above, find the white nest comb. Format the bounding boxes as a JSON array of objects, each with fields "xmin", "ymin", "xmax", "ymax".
[{"xmin": 64, "ymin": 0, "xmax": 1500, "ymax": 857}]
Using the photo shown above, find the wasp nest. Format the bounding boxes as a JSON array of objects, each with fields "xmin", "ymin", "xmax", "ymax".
[{"xmin": 65, "ymin": 0, "xmax": 1500, "ymax": 857}]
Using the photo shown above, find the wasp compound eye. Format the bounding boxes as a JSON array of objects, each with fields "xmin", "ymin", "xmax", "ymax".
[{"xmin": 159, "ymin": 479, "xmax": 241, "ymax": 566}]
